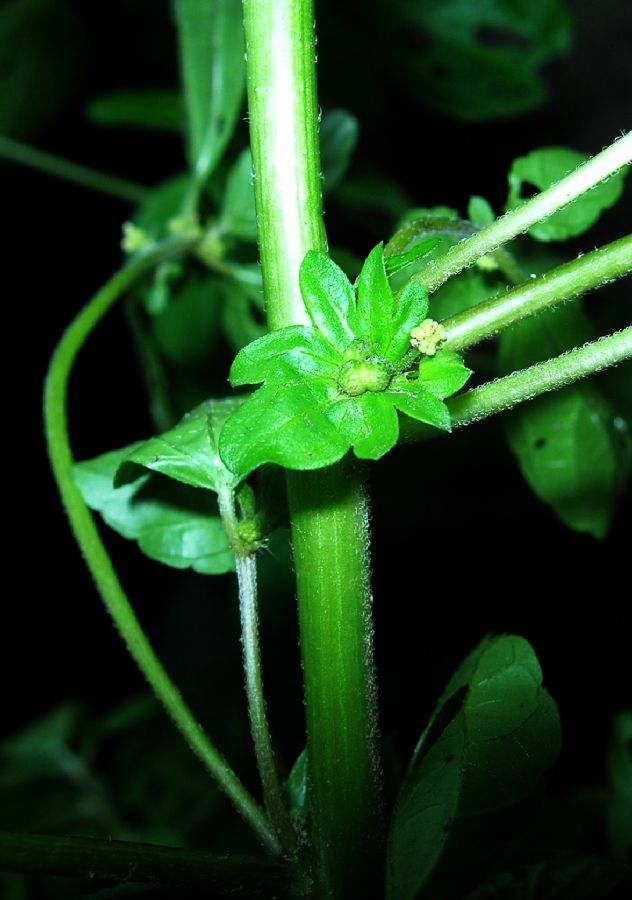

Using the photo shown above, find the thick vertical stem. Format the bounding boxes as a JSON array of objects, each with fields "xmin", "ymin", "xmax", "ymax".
[{"xmin": 243, "ymin": 0, "xmax": 383, "ymax": 894}]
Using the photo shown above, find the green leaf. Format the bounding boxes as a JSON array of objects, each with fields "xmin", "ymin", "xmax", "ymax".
[
  {"xmin": 219, "ymin": 366, "xmax": 350, "ymax": 478},
  {"xmin": 299, "ymin": 251, "xmax": 356, "ymax": 351},
  {"xmin": 74, "ymin": 444, "xmax": 233, "ymax": 575},
  {"xmin": 174, "ymin": 0, "xmax": 245, "ymax": 184},
  {"xmin": 467, "ymin": 195, "xmax": 495, "ymax": 226},
  {"xmin": 499, "ymin": 305, "xmax": 631, "ymax": 538},
  {"xmin": 133, "ymin": 174, "xmax": 191, "ymax": 240},
  {"xmin": 151, "ymin": 273, "xmax": 223, "ymax": 365},
  {"xmin": 222, "ymin": 287, "xmax": 266, "ymax": 350},
  {"xmin": 418, "ymin": 350, "xmax": 472, "ymax": 398},
  {"xmin": 230, "ymin": 325, "xmax": 341, "ymax": 386},
  {"xmin": 384, "ymin": 280, "xmax": 429, "ymax": 362},
  {"xmin": 0, "ymin": 0, "xmax": 84, "ymax": 138},
  {"xmin": 221, "ymin": 148, "xmax": 258, "ymax": 240},
  {"xmin": 384, "ymin": 238, "xmax": 440, "ymax": 278},
  {"xmin": 86, "ymin": 90, "xmax": 183, "ymax": 131},
  {"xmin": 607, "ymin": 713, "xmax": 632, "ymax": 859},
  {"xmin": 432, "ymin": 267, "xmax": 501, "ymax": 321},
  {"xmin": 319, "ymin": 109, "xmax": 359, "ymax": 194},
  {"xmin": 387, "ymin": 378, "xmax": 452, "ymax": 431},
  {"xmin": 285, "ymin": 749, "xmax": 309, "ymax": 822},
  {"xmin": 326, "ymin": 393, "xmax": 400, "ymax": 460},
  {"xmin": 116, "ymin": 399, "xmax": 243, "ymax": 494},
  {"xmin": 390, "ymin": 0, "xmax": 571, "ymax": 121},
  {"xmin": 387, "ymin": 635, "xmax": 561, "ymax": 900},
  {"xmin": 506, "ymin": 147, "xmax": 627, "ymax": 241},
  {"xmin": 356, "ymin": 243, "xmax": 394, "ymax": 352}
]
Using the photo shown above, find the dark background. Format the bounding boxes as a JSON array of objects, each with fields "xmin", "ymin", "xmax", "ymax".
[{"xmin": 2, "ymin": 0, "xmax": 631, "ymax": 865}]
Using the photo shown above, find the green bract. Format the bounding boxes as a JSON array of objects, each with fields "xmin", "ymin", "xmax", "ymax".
[{"xmin": 219, "ymin": 244, "xmax": 472, "ymax": 477}]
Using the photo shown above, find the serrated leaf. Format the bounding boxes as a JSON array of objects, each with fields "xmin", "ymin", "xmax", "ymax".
[
  {"xmin": 384, "ymin": 280, "xmax": 429, "ymax": 362},
  {"xmin": 390, "ymin": 0, "xmax": 571, "ymax": 121},
  {"xmin": 387, "ymin": 379, "xmax": 452, "ymax": 431},
  {"xmin": 418, "ymin": 350, "xmax": 472, "ymax": 398},
  {"xmin": 74, "ymin": 444, "xmax": 234, "ymax": 574},
  {"xmin": 221, "ymin": 148, "xmax": 258, "ymax": 240},
  {"xmin": 299, "ymin": 251, "xmax": 356, "ymax": 351},
  {"xmin": 506, "ymin": 147, "xmax": 627, "ymax": 241},
  {"xmin": 326, "ymin": 393, "xmax": 399, "ymax": 460},
  {"xmin": 174, "ymin": 0, "xmax": 245, "ymax": 184},
  {"xmin": 356, "ymin": 243, "xmax": 394, "ymax": 352},
  {"xmin": 499, "ymin": 305, "xmax": 631, "ymax": 538},
  {"xmin": 320, "ymin": 109, "xmax": 359, "ymax": 194},
  {"xmin": 86, "ymin": 90, "xmax": 182, "ymax": 131},
  {"xmin": 219, "ymin": 367, "xmax": 349, "ymax": 478},
  {"xmin": 387, "ymin": 635, "xmax": 561, "ymax": 900},
  {"xmin": 116, "ymin": 398, "xmax": 243, "ymax": 494},
  {"xmin": 230, "ymin": 325, "xmax": 340, "ymax": 386}
]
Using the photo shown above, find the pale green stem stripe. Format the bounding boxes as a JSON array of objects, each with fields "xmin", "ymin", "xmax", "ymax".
[
  {"xmin": 243, "ymin": 0, "xmax": 326, "ymax": 329},
  {"xmin": 442, "ymin": 234, "xmax": 632, "ymax": 352},
  {"xmin": 43, "ymin": 239, "xmax": 278, "ymax": 854},
  {"xmin": 400, "ymin": 327, "xmax": 632, "ymax": 442},
  {"xmin": 419, "ymin": 131, "xmax": 632, "ymax": 293},
  {"xmin": 0, "ymin": 135, "xmax": 147, "ymax": 204}
]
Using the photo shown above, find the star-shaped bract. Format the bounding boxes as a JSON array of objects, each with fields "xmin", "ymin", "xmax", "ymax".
[{"xmin": 219, "ymin": 244, "xmax": 471, "ymax": 478}]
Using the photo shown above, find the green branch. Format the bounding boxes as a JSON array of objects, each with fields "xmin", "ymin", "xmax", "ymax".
[
  {"xmin": 43, "ymin": 239, "xmax": 279, "ymax": 854},
  {"xmin": 0, "ymin": 135, "xmax": 148, "ymax": 204},
  {"xmin": 0, "ymin": 831, "xmax": 297, "ymax": 896},
  {"xmin": 442, "ymin": 233, "xmax": 632, "ymax": 352},
  {"xmin": 419, "ymin": 132, "xmax": 632, "ymax": 293},
  {"xmin": 400, "ymin": 327, "xmax": 632, "ymax": 442}
]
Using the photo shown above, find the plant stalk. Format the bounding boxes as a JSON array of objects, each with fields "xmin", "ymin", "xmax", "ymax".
[
  {"xmin": 0, "ymin": 135, "xmax": 147, "ymax": 203},
  {"xmin": 442, "ymin": 233, "xmax": 632, "ymax": 352},
  {"xmin": 243, "ymin": 0, "xmax": 383, "ymax": 894},
  {"xmin": 44, "ymin": 239, "xmax": 278, "ymax": 854},
  {"xmin": 419, "ymin": 131, "xmax": 632, "ymax": 293},
  {"xmin": 0, "ymin": 830, "xmax": 296, "ymax": 896},
  {"xmin": 400, "ymin": 327, "xmax": 632, "ymax": 442}
]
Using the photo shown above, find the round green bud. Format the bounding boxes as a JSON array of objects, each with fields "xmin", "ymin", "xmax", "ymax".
[{"xmin": 338, "ymin": 359, "xmax": 390, "ymax": 396}]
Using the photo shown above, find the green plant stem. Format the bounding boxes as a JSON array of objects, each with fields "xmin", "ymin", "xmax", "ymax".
[
  {"xmin": 0, "ymin": 135, "xmax": 147, "ymax": 204},
  {"xmin": 419, "ymin": 131, "xmax": 632, "ymax": 293},
  {"xmin": 441, "ymin": 233, "xmax": 632, "ymax": 352},
  {"xmin": 286, "ymin": 463, "xmax": 382, "ymax": 897},
  {"xmin": 243, "ymin": 0, "xmax": 383, "ymax": 894},
  {"xmin": 217, "ymin": 485, "xmax": 297, "ymax": 857},
  {"xmin": 43, "ymin": 240, "xmax": 279, "ymax": 855},
  {"xmin": 235, "ymin": 554, "xmax": 299, "ymax": 856},
  {"xmin": 0, "ymin": 831, "xmax": 297, "ymax": 897},
  {"xmin": 400, "ymin": 327, "xmax": 632, "ymax": 443},
  {"xmin": 243, "ymin": 0, "xmax": 326, "ymax": 331}
]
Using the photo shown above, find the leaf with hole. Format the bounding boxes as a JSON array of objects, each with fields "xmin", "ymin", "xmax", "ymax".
[{"xmin": 506, "ymin": 146, "xmax": 627, "ymax": 241}]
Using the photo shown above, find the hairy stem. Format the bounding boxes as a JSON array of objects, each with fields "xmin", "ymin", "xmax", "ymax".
[
  {"xmin": 419, "ymin": 132, "xmax": 632, "ymax": 293},
  {"xmin": 44, "ymin": 240, "xmax": 278, "ymax": 854},
  {"xmin": 400, "ymin": 327, "xmax": 632, "ymax": 442},
  {"xmin": 217, "ymin": 485, "xmax": 297, "ymax": 856},
  {"xmin": 243, "ymin": 0, "xmax": 383, "ymax": 894},
  {"xmin": 0, "ymin": 831, "xmax": 297, "ymax": 896},
  {"xmin": 442, "ymin": 233, "xmax": 632, "ymax": 352},
  {"xmin": 0, "ymin": 135, "xmax": 147, "ymax": 203}
]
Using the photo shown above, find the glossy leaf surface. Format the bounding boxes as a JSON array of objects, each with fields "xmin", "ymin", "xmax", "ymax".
[{"xmin": 387, "ymin": 635, "xmax": 561, "ymax": 900}]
